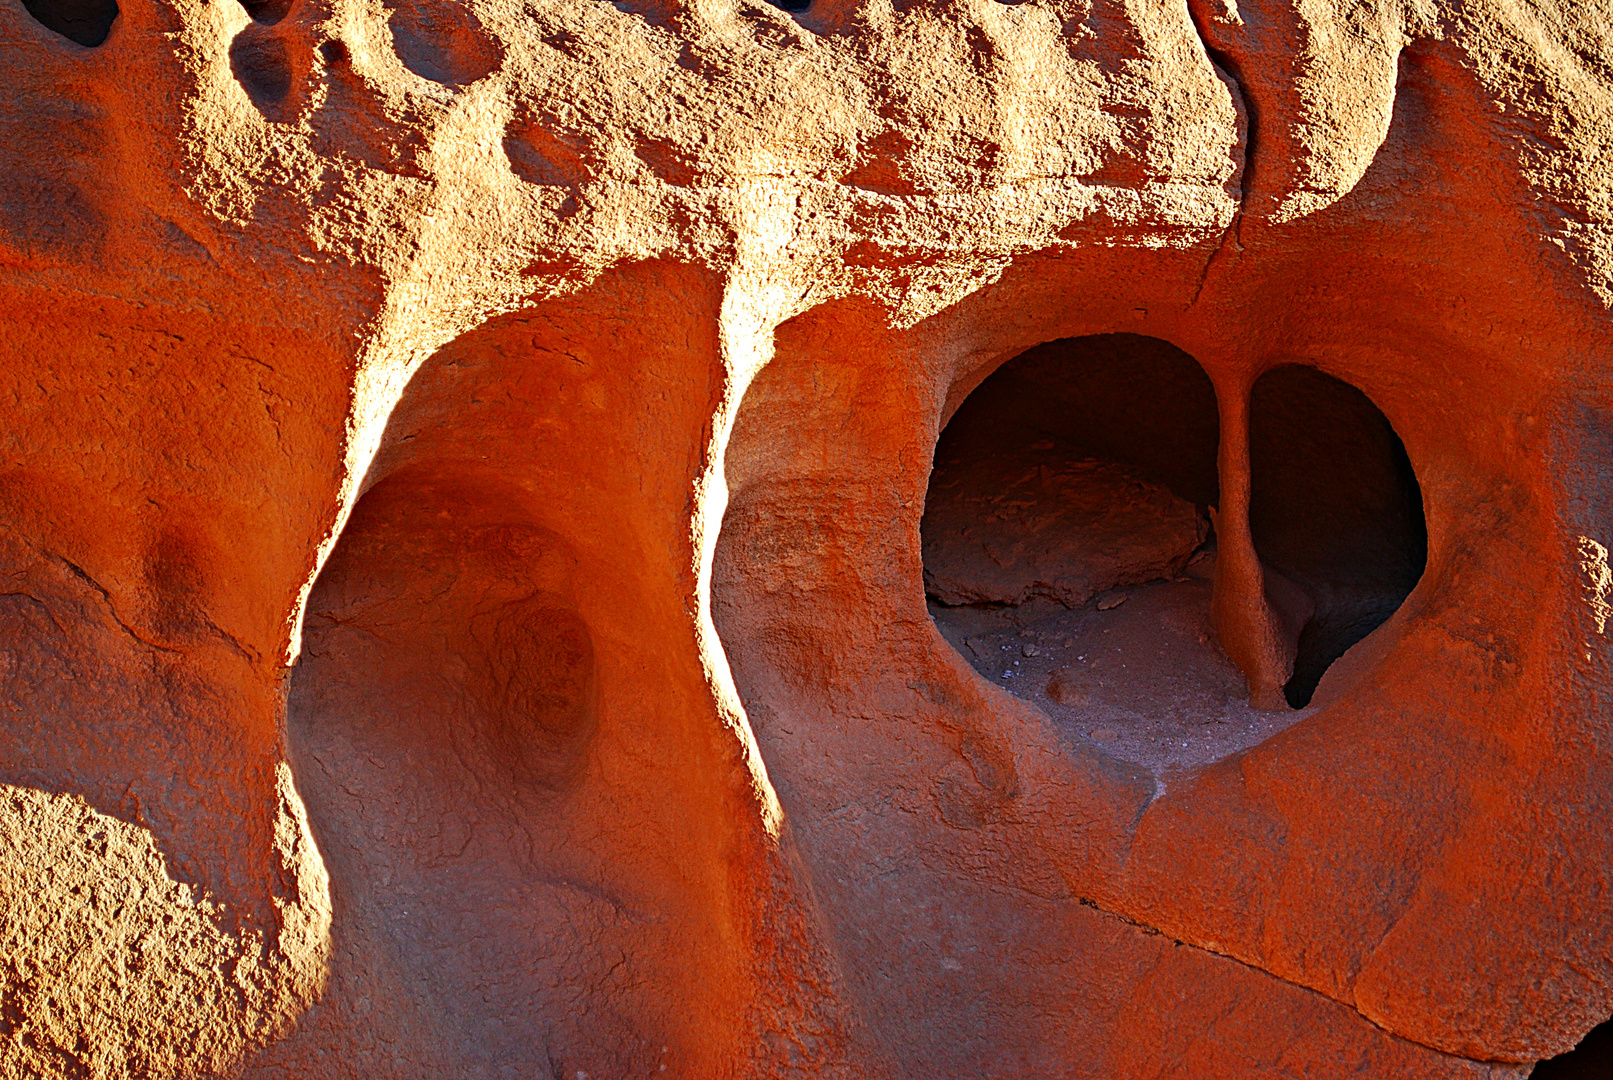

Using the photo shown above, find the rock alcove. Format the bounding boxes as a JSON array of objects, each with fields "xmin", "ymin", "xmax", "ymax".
[
  {"xmin": 20, "ymin": 0, "xmax": 116, "ymax": 46},
  {"xmin": 923, "ymin": 334, "xmax": 1426, "ymax": 771},
  {"xmin": 5, "ymin": 0, "xmax": 1611, "ymax": 1067},
  {"xmin": 276, "ymin": 464, "xmax": 607, "ymax": 1071}
]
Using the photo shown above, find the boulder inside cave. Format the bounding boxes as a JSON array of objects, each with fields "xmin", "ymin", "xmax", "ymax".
[{"xmin": 921, "ymin": 446, "xmax": 1208, "ymax": 610}]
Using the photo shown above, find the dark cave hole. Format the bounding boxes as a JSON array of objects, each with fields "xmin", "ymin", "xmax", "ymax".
[
  {"xmin": 1531, "ymin": 1016, "xmax": 1613, "ymax": 1078},
  {"xmin": 932, "ymin": 333, "xmax": 1222, "ymax": 511},
  {"xmin": 236, "ymin": 0, "xmax": 293, "ymax": 24},
  {"xmin": 921, "ymin": 334, "xmax": 1244, "ymax": 772},
  {"xmin": 762, "ymin": 0, "xmax": 811, "ymax": 11},
  {"xmin": 921, "ymin": 337, "xmax": 1427, "ymax": 769},
  {"xmin": 21, "ymin": 0, "xmax": 117, "ymax": 47},
  {"xmin": 1249, "ymin": 364, "xmax": 1426, "ymax": 707}
]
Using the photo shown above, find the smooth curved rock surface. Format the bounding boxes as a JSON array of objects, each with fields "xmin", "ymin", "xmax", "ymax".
[{"xmin": 1, "ymin": 0, "xmax": 1611, "ymax": 1073}]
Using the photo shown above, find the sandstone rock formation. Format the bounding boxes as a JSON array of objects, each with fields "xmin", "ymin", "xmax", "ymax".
[
  {"xmin": 1, "ymin": 0, "xmax": 1611, "ymax": 1073},
  {"xmin": 921, "ymin": 449, "xmax": 1209, "ymax": 607}
]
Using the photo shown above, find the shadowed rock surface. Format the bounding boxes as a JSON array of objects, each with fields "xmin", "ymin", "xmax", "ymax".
[{"xmin": 922, "ymin": 449, "xmax": 1209, "ymax": 608}]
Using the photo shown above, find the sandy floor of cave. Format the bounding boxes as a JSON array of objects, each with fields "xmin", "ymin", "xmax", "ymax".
[{"xmin": 929, "ymin": 547, "xmax": 1314, "ymax": 774}]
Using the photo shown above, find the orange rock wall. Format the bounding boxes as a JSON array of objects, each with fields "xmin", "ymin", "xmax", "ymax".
[{"xmin": 1, "ymin": 0, "xmax": 1611, "ymax": 1073}]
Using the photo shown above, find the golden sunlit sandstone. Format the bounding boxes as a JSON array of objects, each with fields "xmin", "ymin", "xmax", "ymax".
[{"xmin": 2, "ymin": 0, "xmax": 1612, "ymax": 1074}]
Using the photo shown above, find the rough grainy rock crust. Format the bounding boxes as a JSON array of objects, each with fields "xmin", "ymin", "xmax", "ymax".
[{"xmin": 0, "ymin": 0, "xmax": 1610, "ymax": 1072}]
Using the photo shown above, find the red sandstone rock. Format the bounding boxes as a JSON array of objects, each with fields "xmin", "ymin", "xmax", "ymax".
[
  {"xmin": 922, "ymin": 448, "xmax": 1208, "ymax": 608},
  {"xmin": 1, "ymin": 0, "xmax": 1611, "ymax": 1074}
]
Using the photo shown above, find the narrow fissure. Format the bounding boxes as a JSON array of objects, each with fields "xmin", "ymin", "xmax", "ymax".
[{"xmin": 1185, "ymin": 0, "xmax": 1256, "ymax": 236}]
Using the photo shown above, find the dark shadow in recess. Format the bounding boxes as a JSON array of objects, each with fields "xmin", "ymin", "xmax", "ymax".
[
  {"xmin": 1249, "ymin": 364, "xmax": 1426, "ymax": 707},
  {"xmin": 940, "ymin": 333, "xmax": 1221, "ymax": 508},
  {"xmin": 230, "ymin": 29, "xmax": 293, "ymax": 113},
  {"xmin": 1531, "ymin": 1016, "xmax": 1613, "ymax": 1079},
  {"xmin": 387, "ymin": 0, "xmax": 502, "ymax": 86},
  {"xmin": 237, "ymin": 0, "xmax": 293, "ymax": 24},
  {"xmin": 22, "ymin": 0, "xmax": 117, "ymax": 46}
]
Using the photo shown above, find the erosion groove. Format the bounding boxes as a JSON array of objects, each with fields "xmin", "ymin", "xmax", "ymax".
[{"xmin": 1186, "ymin": 0, "xmax": 1257, "ymax": 242}]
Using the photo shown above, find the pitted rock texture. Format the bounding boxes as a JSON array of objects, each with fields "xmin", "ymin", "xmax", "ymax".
[{"xmin": 1, "ymin": 0, "xmax": 1612, "ymax": 1073}]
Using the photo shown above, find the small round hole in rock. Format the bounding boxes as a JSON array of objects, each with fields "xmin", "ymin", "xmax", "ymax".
[
  {"xmin": 229, "ymin": 30, "xmax": 293, "ymax": 110},
  {"xmin": 21, "ymin": 0, "xmax": 117, "ymax": 47},
  {"xmin": 923, "ymin": 335, "xmax": 1300, "ymax": 772},
  {"xmin": 237, "ymin": 0, "xmax": 293, "ymax": 25},
  {"xmin": 1248, "ymin": 364, "xmax": 1427, "ymax": 708}
]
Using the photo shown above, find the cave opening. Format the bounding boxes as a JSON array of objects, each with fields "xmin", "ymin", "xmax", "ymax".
[
  {"xmin": 1249, "ymin": 364, "xmax": 1427, "ymax": 707},
  {"xmin": 21, "ymin": 0, "xmax": 117, "ymax": 47},
  {"xmin": 922, "ymin": 333, "xmax": 1242, "ymax": 772},
  {"xmin": 921, "ymin": 335, "xmax": 1426, "ymax": 770}
]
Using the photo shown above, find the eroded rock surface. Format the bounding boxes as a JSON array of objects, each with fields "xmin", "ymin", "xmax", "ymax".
[{"xmin": 1, "ymin": 0, "xmax": 1611, "ymax": 1073}]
